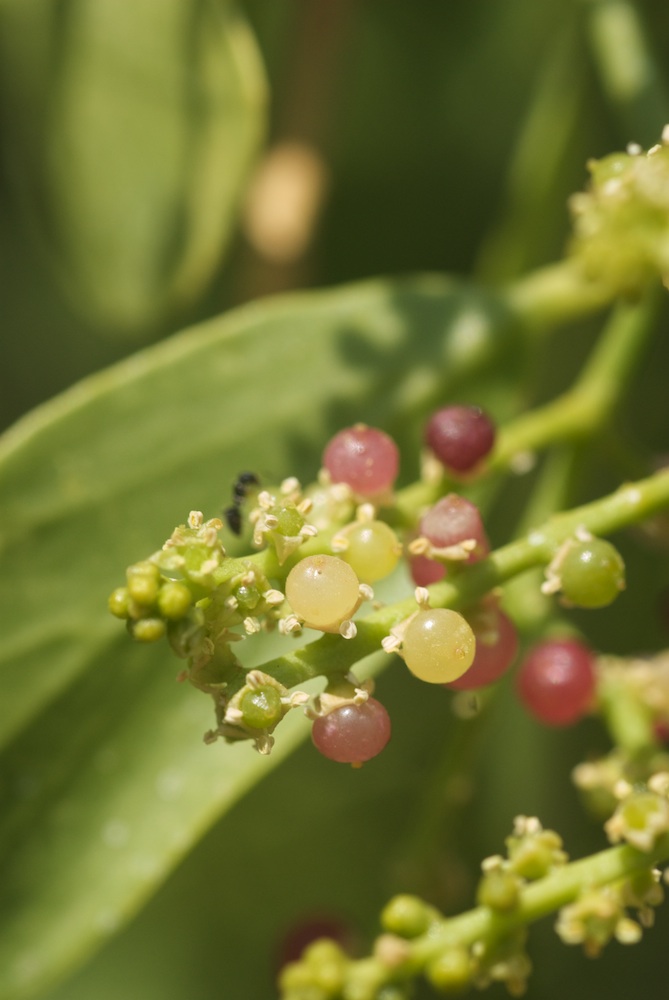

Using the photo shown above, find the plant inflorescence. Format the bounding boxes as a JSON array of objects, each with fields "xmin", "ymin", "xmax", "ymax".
[{"xmin": 108, "ymin": 132, "xmax": 669, "ymax": 998}]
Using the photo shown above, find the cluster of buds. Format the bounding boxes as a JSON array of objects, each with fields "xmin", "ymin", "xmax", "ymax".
[
  {"xmin": 250, "ymin": 477, "xmax": 318, "ymax": 564},
  {"xmin": 569, "ymin": 126, "xmax": 669, "ymax": 294},
  {"xmin": 556, "ymin": 862, "xmax": 664, "ymax": 959},
  {"xmin": 605, "ymin": 772, "xmax": 669, "ymax": 853}
]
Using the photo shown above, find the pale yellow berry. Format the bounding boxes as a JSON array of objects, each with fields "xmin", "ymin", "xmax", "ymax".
[
  {"xmin": 285, "ymin": 555, "xmax": 361, "ymax": 630},
  {"xmin": 342, "ymin": 520, "xmax": 401, "ymax": 582},
  {"xmin": 402, "ymin": 608, "xmax": 476, "ymax": 683}
]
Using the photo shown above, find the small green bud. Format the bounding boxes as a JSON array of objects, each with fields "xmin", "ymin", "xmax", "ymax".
[
  {"xmin": 273, "ymin": 504, "xmax": 305, "ymax": 537},
  {"xmin": 126, "ymin": 561, "xmax": 161, "ymax": 606},
  {"xmin": 235, "ymin": 583, "xmax": 261, "ymax": 610},
  {"xmin": 278, "ymin": 961, "xmax": 325, "ymax": 999},
  {"xmin": 341, "ymin": 957, "xmax": 384, "ymax": 1000},
  {"xmin": 303, "ymin": 939, "xmax": 347, "ymax": 994},
  {"xmin": 240, "ymin": 685, "xmax": 284, "ymax": 730},
  {"xmin": 157, "ymin": 581, "xmax": 192, "ymax": 620},
  {"xmin": 605, "ymin": 790, "xmax": 669, "ymax": 851},
  {"xmin": 127, "ymin": 617, "xmax": 166, "ymax": 643},
  {"xmin": 425, "ymin": 946, "xmax": 472, "ymax": 993},
  {"xmin": 108, "ymin": 586, "xmax": 131, "ymax": 618},
  {"xmin": 477, "ymin": 868, "xmax": 521, "ymax": 912},
  {"xmin": 380, "ymin": 894, "xmax": 438, "ymax": 938},
  {"xmin": 570, "ymin": 139, "xmax": 669, "ymax": 294},
  {"xmin": 506, "ymin": 827, "xmax": 566, "ymax": 880}
]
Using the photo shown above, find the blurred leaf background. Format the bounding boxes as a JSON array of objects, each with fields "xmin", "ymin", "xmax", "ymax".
[{"xmin": 2, "ymin": 1, "xmax": 669, "ymax": 999}]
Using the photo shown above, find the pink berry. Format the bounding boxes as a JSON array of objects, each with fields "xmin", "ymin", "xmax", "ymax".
[
  {"xmin": 446, "ymin": 610, "xmax": 518, "ymax": 690},
  {"xmin": 409, "ymin": 495, "xmax": 488, "ymax": 585},
  {"xmin": 425, "ymin": 405, "xmax": 496, "ymax": 473},
  {"xmin": 516, "ymin": 638, "xmax": 596, "ymax": 726},
  {"xmin": 323, "ymin": 425, "xmax": 399, "ymax": 496},
  {"xmin": 421, "ymin": 494, "xmax": 489, "ymax": 556},
  {"xmin": 312, "ymin": 697, "xmax": 391, "ymax": 764},
  {"xmin": 409, "ymin": 551, "xmax": 446, "ymax": 587}
]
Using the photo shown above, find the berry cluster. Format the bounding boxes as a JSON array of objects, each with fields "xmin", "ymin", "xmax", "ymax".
[{"xmin": 110, "ymin": 403, "xmax": 629, "ymax": 765}]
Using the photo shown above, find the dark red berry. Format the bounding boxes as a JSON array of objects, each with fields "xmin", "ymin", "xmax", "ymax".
[
  {"xmin": 425, "ymin": 405, "xmax": 496, "ymax": 474},
  {"xmin": 409, "ymin": 550, "xmax": 446, "ymax": 587}
]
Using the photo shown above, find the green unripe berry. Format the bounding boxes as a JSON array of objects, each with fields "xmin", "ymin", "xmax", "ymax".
[
  {"xmin": 278, "ymin": 961, "xmax": 325, "ymax": 999},
  {"xmin": 507, "ymin": 830, "xmax": 565, "ymax": 880},
  {"xmin": 425, "ymin": 947, "xmax": 471, "ymax": 993},
  {"xmin": 476, "ymin": 868, "xmax": 521, "ymax": 912},
  {"xmin": 341, "ymin": 957, "xmax": 384, "ymax": 1000},
  {"xmin": 273, "ymin": 504, "xmax": 305, "ymax": 537},
  {"xmin": 127, "ymin": 617, "xmax": 166, "ymax": 643},
  {"xmin": 303, "ymin": 939, "xmax": 347, "ymax": 994},
  {"xmin": 157, "ymin": 581, "xmax": 192, "ymax": 620},
  {"xmin": 560, "ymin": 538, "xmax": 625, "ymax": 608},
  {"xmin": 240, "ymin": 685, "xmax": 283, "ymax": 730},
  {"xmin": 108, "ymin": 586, "xmax": 131, "ymax": 618},
  {"xmin": 126, "ymin": 561, "xmax": 161, "ymax": 606},
  {"xmin": 340, "ymin": 520, "xmax": 401, "ymax": 583},
  {"xmin": 381, "ymin": 894, "xmax": 437, "ymax": 938},
  {"xmin": 235, "ymin": 584, "xmax": 261, "ymax": 611}
]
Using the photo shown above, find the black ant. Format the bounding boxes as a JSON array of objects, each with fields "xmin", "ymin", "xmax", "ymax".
[{"xmin": 223, "ymin": 472, "xmax": 260, "ymax": 536}]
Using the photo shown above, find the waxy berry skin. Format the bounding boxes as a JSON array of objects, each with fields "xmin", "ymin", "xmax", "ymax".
[
  {"xmin": 402, "ymin": 608, "xmax": 476, "ymax": 684},
  {"xmin": 516, "ymin": 638, "xmax": 597, "ymax": 726},
  {"xmin": 312, "ymin": 698, "xmax": 391, "ymax": 764},
  {"xmin": 559, "ymin": 538, "xmax": 626, "ymax": 608},
  {"xmin": 425, "ymin": 405, "xmax": 496, "ymax": 473},
  {"xmin": 446, "ymin": 610, "xmax": 518, "ymax": 690},
  {"xmin": 323, "ymin": 425, "xmax": 399, "ymax": 496}
]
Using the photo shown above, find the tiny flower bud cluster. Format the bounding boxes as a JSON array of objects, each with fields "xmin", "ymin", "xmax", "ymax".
[
  {"xmin": 570, "ymin": 128, "xmax": 669, "ymax": 294},
  {"xmin": 250, "ymin": 478, "xmax": 317, "ymax": 564},
  {"xmin": 605, "ymin": 774, "xmax": 669, "ymax": 853}
]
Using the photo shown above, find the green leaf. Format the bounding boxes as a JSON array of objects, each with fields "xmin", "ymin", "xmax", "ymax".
[
  {"xmin": 0, "ymin": 0, "xmax": 266, "ymax": 334},
  {"xmin": 0, "ymin": 274, "xmax": 521, "ymax": 1000}
]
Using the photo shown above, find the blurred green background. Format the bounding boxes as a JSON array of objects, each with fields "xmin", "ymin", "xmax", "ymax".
[{"xmin": 2, "ymin": 1, "xmax": 669, "ymax": 999}]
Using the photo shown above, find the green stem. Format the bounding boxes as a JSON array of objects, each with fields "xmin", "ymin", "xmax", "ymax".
[
  {"xmin": 598, "ymin": 665, "xmax": 655, "ymax": 755},
  {"xmin": 501, "ymin": 448, "xmax": 578, "ymax": 632},
  {"xmin": 491, "ymin": 284, "xmax": 661, "ymax": 469},
  {"xmin": 379, "ymin": 835, "xmax": 669, "ymax": 980},
  {"xmin": 504, "ymin": 259, "xmax": 615, "ymax": 330},
  {"xmin": 392, "ymin": 286, "xmax": 660, "ymax": 529},
  {"xmin": 248, "ymin": 467, "xmax": 669, "ymax": 693}
]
